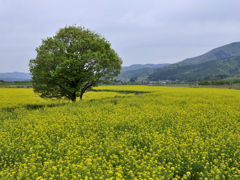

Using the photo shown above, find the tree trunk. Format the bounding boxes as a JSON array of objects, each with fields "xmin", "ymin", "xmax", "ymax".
[
  {"xmin": 71, "ymin": 93, "xmax": 77, "ymax": 102},
  {"xmin": 80, "ymin": 89, "xmax": 86, "ymax": 100}
]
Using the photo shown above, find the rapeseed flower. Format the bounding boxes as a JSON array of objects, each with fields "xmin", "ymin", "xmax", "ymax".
[{"xmin": 0, "ymin": 86, "xmax": 239, "ymax": 179}]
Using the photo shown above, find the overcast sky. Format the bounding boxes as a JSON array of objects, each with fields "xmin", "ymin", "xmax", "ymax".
[{"xmin": 1, "ymin": 0, "xmax": 240, "ymax": 73}]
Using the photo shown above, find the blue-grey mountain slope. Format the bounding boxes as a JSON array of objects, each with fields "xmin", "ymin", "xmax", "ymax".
[
  {"xmin": 118, "ymin": 64, "xmax": 170, "ymax": 79},
  {"xmin": 121, "ymin": 64, "xmax": 170, "ymax": 72},
  {"xmin": 0, "ymin": 72, "xmax": 31, "ymax": 81}
]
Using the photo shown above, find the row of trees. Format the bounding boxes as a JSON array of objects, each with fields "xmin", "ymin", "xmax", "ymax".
[
  {"xmin": 199, "ymin": 79, "xmax": 240, "ymax": 85},
  {"xmin": 0, "ymin": 80, "xmax": 30, "ymax": 83}
]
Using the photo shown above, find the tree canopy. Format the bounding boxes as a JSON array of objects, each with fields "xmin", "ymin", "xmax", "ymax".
[{"xmin": 29, "ymin": 25, "xmax": 122, "ymax": 102}]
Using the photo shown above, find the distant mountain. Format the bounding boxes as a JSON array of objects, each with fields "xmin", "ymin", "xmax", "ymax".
[
  {"xmin": 118, "ymin": 68, "xmax": 154, "ymax": 79},
  {"xmin": 118, "ymin": 63, "xmax": 170, "ymax": 80},
  {"xmin": 148, "ymin": 42, "xmax": 240, "ymax": 81},
  {"xmin": 3, "ymin": 42, "xmax": 240, "ymax": 82},
  {"xmin": 119, "ymin": 42, "xmax": 240, "ymax": 81},
  {"xmin": 121, "ymin": 63, "xmax": 170, "ymax": 72},
  {"xmin": 0, "ymin": 72, "xmax": 31, "ymax": 81},
  {"xmin": 148, "ymin": 56, "xmax": 240, "ymax": 81},
  {"xmin": 177, "ymin": 42, "xmax": 240, "ymax": 65}
]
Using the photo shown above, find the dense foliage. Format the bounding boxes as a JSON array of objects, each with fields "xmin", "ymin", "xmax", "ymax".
[
  {"xmin": 0, "ymin": 86, "xmax": 240, "ymax": 179},
  {"xmin": 199, "ymin": 80, "xmax": 232, "ymax": 86},
  {"xmin": 29, "ymin": 25, "xmax": 122, "ymax": 102}
]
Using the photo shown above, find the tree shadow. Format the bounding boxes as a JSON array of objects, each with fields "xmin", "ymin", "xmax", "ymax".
[
  {"xmin": 1, "ymin": 107, "xmax": 16, "ymax": 112},
  {"xmin": 1, "ymin": 103, "xmax": 68, "ymax": 113},
  {"xmin": 24, "ymin": 103, "xmax": 67, "ymax": 110}
]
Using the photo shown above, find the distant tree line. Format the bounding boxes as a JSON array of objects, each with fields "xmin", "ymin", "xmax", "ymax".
[
  {"xmin": 0, "ymin": 80, "xmax": 30, "ymax": 83},
  {"xmin": 199, "ymin": 79, "xmax": 240, "ymax": 85}
]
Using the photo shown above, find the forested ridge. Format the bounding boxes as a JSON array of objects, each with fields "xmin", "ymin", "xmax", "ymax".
[{"xmin": 149, "ymin": 56, "xmax": 240, "ymax": 81}]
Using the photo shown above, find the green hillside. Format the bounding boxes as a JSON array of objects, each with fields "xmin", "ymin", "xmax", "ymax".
[
  {"xmin": 118, "ymin": 68, "xmax": 155, "ymax": 79},
  {"xmin": 121, "ymin": 63, "xmax": 170, "ymax": 72},
  {"xmin": 148, "ymin": 56, "xmax": 240, "ymax": 81},
  {"xmin": 118, "ymin": 64, "xmax": 170, "ymax": 80},
  {"xmin": 118, "ymin": 42, "xmax": 240, "ymax": 81},
  {"xmin": 177, "ymin": 42, "xmax": 240, "ymax": 65}
]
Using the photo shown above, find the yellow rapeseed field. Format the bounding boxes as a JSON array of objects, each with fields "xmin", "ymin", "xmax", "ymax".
[{"xmin": 0, "ymin": 86, "xmax": 240, "ymax": 179}]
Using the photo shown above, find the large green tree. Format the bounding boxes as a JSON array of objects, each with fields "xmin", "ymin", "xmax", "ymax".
[{"xmin": 29, "ymin": 25, "xmax": 122, "ymax": 102}]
